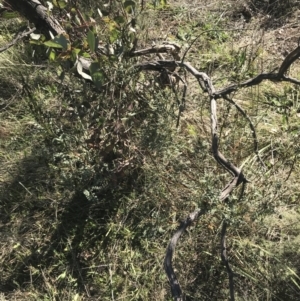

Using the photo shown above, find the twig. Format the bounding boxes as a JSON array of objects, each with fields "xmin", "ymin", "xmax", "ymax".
[
  {"xmin": 170, "ymin": 72, "xmax": 187, "ymax": 128},
  {"xmin": 222, "ymin": 94, "xmax": 266, "ymax": 170},
  {"xmin": 128, "ymin": 43, "xmax": 181, "ymax": 59},
  {"xmin": 221, "ymin": 221, "xmax": 235, "ymax": 301},
  {"xmin": 109, "ymin": 264, "xmax": 115, "ymax": 301},
  {"xmin": 284, "ymin": 154, "xmax": 297, "ymax": 182},
  {"xmin": 17, "ymin": 181, "xmax": 32, "ymax": 195},
  {"xmin": 0, "ymin": 27, "xmax": 36, "ymax": 53}
]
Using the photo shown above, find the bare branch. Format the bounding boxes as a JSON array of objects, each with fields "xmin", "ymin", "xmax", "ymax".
[
  {"xmin": 278, "ymin": 45, "xmax": 300, "ymax": 77},
  {"xmin": 214, "ymin": 73, "xmax": 279, "ymax": 97},
  {"xmin": 164, "ymin": 209, "xmax": 203, "ymax": 301},
  {"xmin": 210, "ymin": 96, "xmax": 249, "ymax": 185},
  {"xmin": 215, "ymin": 72, "xmax": 300, "ymax": 98},
  {"xmin": 282, "ymin": 75, "xmax": 300, "ymax": 85},
  {"xmin": 155, "ymin": 58, "xmax": 247, "ymax": 300},
  {"xmin": 128, "ymin": 43, "xmax": 181, "ymax": 60},
  {"xmin": 0, "ymin": 27, "xmax": 36, "ymax": 53},
  {"xmin": 5, "ymin": 0, "xmax": 65, "ymax": 36}
]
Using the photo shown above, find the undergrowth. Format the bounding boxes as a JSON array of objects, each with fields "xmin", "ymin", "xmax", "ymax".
[{"xmin": 1, "ymin": 0, "xmax": 300, "ymax": 300}]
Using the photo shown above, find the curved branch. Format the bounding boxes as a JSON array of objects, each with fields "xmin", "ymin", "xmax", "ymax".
[
  {"xmin": 128, "ymin": 42, "xmax": 181, "ymax": 60},
  {"xmin": 282, "ymin": 75, "xmax": 300, "ymax": 85},
  {"xmin": 214, "ymin": 73, "xmax": 279, "ymax": 97},
  {"xmin": 164, "ymin": 209, "xmax": 203, "ymax": 301},
  {"xmin": 222, "ymin": 95, "xmax": 266, "ymax": 170},
  {"xmin": 197, "ymin": 43, "xmax": 300, "ymax": 97},
  {"xmin": 278, "ymin": 45, "xmax": 300, "ymax": 77},
  {"xmin": 154, "ymin": 59, "xmax": 247, "ymax": 300}
]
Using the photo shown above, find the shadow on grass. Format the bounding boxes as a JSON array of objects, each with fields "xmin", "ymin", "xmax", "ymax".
[{"xmin": 0, "ymin": 141, "xmax": 142, "ymax": 297}]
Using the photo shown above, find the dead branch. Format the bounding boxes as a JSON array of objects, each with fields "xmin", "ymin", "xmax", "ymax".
[
  {"xmin": 278, "ymin": 45, "xmax": 300, "ymax": 77},
  {"xmin": 151, "ymin": 59, "xmax": 247, "ymax": 300},
  {"xmin": 164, "ymin": 209, "xmax": 203, "ymax": 301},
  {"xmin": 5, "ymin": 0, "xmax": 65, "ymax": 36},
  {"xmin": 0, "ymin": 27, "xmax": 36, "ymax": 53},
  {"xmin": 214, "ymin": 73, "xmax": 278, "ymax": 96},
  {"xmin": 128, "ymin": 43, "xmax": 181, "ymax": 60},
  {"xmin": 201, "ymin": 44, "xmax": 300, "ymax": 97},
  {"xmin": 136, "ymin": 59, "xmax": 248, "ymax": 186}
]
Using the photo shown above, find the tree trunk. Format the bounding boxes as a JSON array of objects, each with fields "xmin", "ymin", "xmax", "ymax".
[{"xmin": 6, "ymin": 0, "xmax": 65, "ymax": 36}]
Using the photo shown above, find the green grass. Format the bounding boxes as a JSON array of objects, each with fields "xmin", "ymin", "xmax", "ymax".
[{"xmin": 1, "ymin": 1, "xmax": 300, "ymax": 300}]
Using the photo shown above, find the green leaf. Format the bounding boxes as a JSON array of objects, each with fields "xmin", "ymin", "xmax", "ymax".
[
  {"xmin": 53, "ymin": 0, "xmax": 67, "ymax": 9},
  {"xmin": 87, "ymin": 30, "xmax": 96, "ymax": 53},
  {"xmin": 44, "ymin": 35, "xmax": 70, "ymax": 50},
  {"xmin": 80, "ymin": 52, "xmax": 91, "ymax": 58},
  {"xmin": 71, "ymin": 48, "xmax": 83, "ymax": 61},
  {"xmin": 89, "ymin": 62, "xmax": 105, "ymax": 89},
  {"xmin": 124, "ymin": 0, "xmax": 136, "ymax": 13},
  {"xmin": 114, "ymin": 15, "xmax": 126, "ymax": 24},
  {"xmin": 49, "ymin": 49, "xmax": 56, "ymax": 61},
  {"xmin": 54, "ymin": 34, "xmax": 69, "ymax": 51},
  {"xmin": 44, "ymin": 40, "xmax": 63, "ymax": 49},
  {"xmin": 160, "ymin": 0, "xmax": 167, "ymax": 7},
  {"xmin": 109, "ymin": 28, "xmax": 120, "ymax": 43},
  {"xmin": 30, "ymin": 40, "xmax": 42, "ymax": 45}
]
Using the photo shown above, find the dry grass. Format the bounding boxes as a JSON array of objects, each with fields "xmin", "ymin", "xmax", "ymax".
[{"xmin": 1, "ymin": 0, "xmax": 300, "ymax": 300}]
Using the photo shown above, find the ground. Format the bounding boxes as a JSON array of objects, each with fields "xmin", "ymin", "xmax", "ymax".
[{"xmin": 1, "ymin": 0, "xmax": 300, "ymax": 300}]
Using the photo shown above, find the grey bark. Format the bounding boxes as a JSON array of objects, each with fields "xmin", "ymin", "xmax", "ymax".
[{"xmin": 6, "ymin": 0, "xmax": 65, "ymax": 36}]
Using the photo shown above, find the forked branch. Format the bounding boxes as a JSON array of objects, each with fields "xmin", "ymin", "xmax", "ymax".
[
  {"xmin": 153, "ymin": 59, "xmax": 247, "ymax": 300},
  {"xmin": 215, "ymin": 45, "xmax": 300, "ymax": 96}
]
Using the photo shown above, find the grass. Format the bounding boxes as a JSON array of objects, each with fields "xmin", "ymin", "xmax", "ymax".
[{"xmin": 1, "ymin": 0, "xmax": 300, "ymax": 300}]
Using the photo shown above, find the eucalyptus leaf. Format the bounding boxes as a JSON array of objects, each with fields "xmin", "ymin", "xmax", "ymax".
[
  {"xmin": 109, "ymin": 29, "xmax": 120, "ymax": 43},
  {"xmin": 53, "ymin": 0, "xmax": 67, "ymax": 8},
  {"xmin": 30, "ymin": 33, "xmax": 42, "ymax": 41},
  {"xmin": 90, "ymin": 62, "xmax": 105, "ymax": 89},
  {"xmin": 77, "ymin": 61, "xmax": 92, "ymax": 80},
  {"xmin": 44, "ymin": 40, "xmax": 63, "ymax": 49},
  {"xmin": 53, "ymin": 34, "xmax": 69, "ymax": 51},
  {"xmin": 49, "ymin": 49, "xmax": 56, "ymax": 61},
  {"xmin": 87, "ymin": 30, "xmax": 96, "ymax": 53}
]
